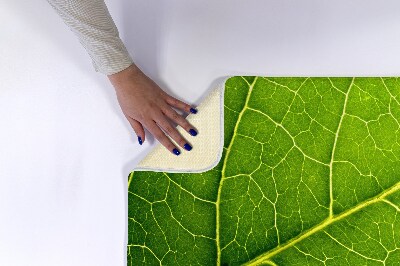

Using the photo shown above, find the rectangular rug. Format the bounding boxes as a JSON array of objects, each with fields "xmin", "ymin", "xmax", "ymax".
[{"xmin": 128, "ymin": 77, "xmax": 400, "ymax": 266}]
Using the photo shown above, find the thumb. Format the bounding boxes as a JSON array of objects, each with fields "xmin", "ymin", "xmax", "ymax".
[{"xmin": 126, "ymin": 116, "xmax": 145, "ymax": 145}]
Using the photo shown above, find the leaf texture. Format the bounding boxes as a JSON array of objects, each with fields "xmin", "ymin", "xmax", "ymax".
[{"xmin": 128, "ymin": 77, "xmax": 400, "ymax": 265}]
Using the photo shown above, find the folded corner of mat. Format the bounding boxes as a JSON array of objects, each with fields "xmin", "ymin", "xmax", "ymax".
[{"xmin": 133, "ymin": 77, "xmax": 230, "ymax": 173}]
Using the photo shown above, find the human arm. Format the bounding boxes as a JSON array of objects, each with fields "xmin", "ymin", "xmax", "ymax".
[
  {"xmin": 46, "ymin": 0, "xmax": 198, "ymax": 155},
  {"xmin": 46, "ymin": 0, "xmax": 133, "ymax": 75}
]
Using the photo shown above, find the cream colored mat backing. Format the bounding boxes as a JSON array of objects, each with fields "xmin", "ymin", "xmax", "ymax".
[{"xmin": 134, "ymin": 79, "xmax": 225, "ymax": 173}]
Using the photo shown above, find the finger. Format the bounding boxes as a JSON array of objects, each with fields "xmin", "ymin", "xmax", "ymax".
[
  {"xmin": 144, "ymin": 120, "xmax": 181, "ymax": 156},
  {"xmin": 126, "ymin": 116, "xmax": 145, "ymax": 145},
  {"xmin": 162, "ymin": 106, "xmax": 198, "ymax": 137},
  {"xmin": 165, "ymin": 95, "xmax": 197, "ymax": 114},
  {"xmin": 155, "ymin": 113, "xmax": 193, "ymax": 152}
]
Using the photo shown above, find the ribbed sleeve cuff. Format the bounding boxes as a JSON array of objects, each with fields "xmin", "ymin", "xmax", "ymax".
[{"xmin": 87, "ymin": 36, "xmax": 135, "ymax": 75}]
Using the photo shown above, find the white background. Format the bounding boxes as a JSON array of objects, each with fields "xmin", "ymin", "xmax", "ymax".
[{"xmin": 1, "ymin": 0, "xmax": 400, "ymax": 265}]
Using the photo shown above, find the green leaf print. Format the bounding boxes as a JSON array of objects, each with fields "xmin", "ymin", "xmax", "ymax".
[{"xmin": 128, "ymin": 77, "xmax": 400, "ymax": 266}]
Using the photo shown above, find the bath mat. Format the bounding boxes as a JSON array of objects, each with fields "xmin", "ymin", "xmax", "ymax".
[{"xmin": 128, "ymin": 77, "xmax": 400, "ymax": 266}]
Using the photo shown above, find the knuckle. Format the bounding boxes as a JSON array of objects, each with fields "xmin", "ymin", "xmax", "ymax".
[
  {"xmin": 168, "ymin": 97, "xmax": 177, "ymax": 104},
  {"xmin": 137, "ymin": 111, "xmax": 149, "ymax": 120},
  {"xmin": 160, "ymin": 137, "xmax": 174, "ymax": 150},
  {"xmin": 129, "ymin": 122, "xmax": 137, "ymax": 130},
  {"xmin": 141, "ymin": 121, "xmax": 152, "ymax": 130},
  {"xmin": 164, "ymin": 124, "xmax": 174, "ymax": 134},
  {"xmin": 153, "ymin": 130, "xmax": 164, "ymax": 140},
  {"xmin": 181, "ymin": 121, "xmax": 192, "ymax": 131},
  {"xmin": 167, "ymin": 143, "xmax": 176, "ymax": 151},
  {"xmin": 178, "ymin": 137, "xmax": 187, "ymax": 147},
  {"xmin": 171, "ymin": 111, "xmax": 180, "ymax": 120}
]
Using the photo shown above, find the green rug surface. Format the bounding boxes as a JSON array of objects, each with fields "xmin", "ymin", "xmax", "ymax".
[{"xmin": 128, "ymin": 77, "xmax": 400, "ymax": 265}]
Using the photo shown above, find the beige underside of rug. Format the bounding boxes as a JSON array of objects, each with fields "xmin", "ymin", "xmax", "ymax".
[{"xmin": 134, "ymin": 78, "xmax": 226, "ymax": 173}]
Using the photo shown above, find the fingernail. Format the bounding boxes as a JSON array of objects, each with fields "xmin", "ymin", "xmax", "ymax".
[
  {"xmin": 189, "ymin": 129, "xmax": 197, "ymax": 136},
  {"xmin": 138, "ymin": 136, "xmax": 143, "ymax": 145},
  {"xmin": 172, "ymin": 148, "xmax": 180, "ymax": 156},
  {"xmin": 184, "ymin": 143, "xmax": 192, "ymax": 151},
  {"xmin": 190, "ymin": 107, "xmax": 197, "ymax": 114}
]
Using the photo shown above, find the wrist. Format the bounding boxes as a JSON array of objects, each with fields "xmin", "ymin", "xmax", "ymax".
[{"xmin": 107, "ymin": 63, "xmax": 141, "ymax": 87}]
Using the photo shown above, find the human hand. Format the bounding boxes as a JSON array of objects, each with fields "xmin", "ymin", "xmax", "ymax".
[{"xmin": 107, "ymin": 64, "xmax": 198, "ymax": 156}]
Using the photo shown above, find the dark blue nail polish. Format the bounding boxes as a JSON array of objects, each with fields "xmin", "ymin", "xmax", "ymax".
[
  {"xmin": 184, "ymin": 143, "xmax": 192, "ymax": 151},
  {"xmin": 138, "ymin": 136, "xmax": 142, "ymax": 145},
  {"xmin": 189, "ymin": 129, "xmax": 197, "ymax": 136},
  {"xmin": 172, "ymin": 148, "xmax": 180, "ymax": 155},
  {"xmin": 190, "ymin": 107, "xmax": 197, "ymax": 114}
]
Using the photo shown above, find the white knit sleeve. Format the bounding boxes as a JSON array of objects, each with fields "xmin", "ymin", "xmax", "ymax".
[{"xmin": 46, "ymin": 0, "xmax": 134, "ymax": 75}]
